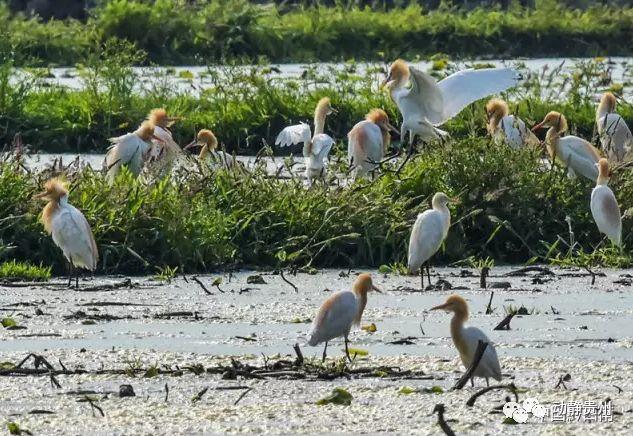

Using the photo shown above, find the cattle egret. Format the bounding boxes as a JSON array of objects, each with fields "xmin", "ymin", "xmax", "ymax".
[
  {"xmin": 104, "ymin": 121, "xmax": 161, "ymax": 183},
  {"xmin": 485, "ymin": 99, "xmax": 539, "ymax": 148},
  {"xmin": 307, "ymin": 273, "xmax": 381, "ymax": 361},
  {"xmin": 347, "ymin": 108, "xmax": 398, "ymax": 177},
  {"xmin": 591, "ymin": 158, "xmax": 621, "ymax": 246},
  {"xmin": 146, "ymin": 108, "xmax": 182, "ymax": 176},
  {"xmin": 532, "ymin": 111, "xmax": 601, "ymax": 181},
  {"xmin": 381, "ymin": 59, "xmax": 519, "ymax": 146},
  {"xmin": 408, "ymin": 192, "xmax": 453, "ymax": 287},
  {"xmin": 275, "ymin": 97, "xmax": 336, "ymax": 185},
  {"xmin": 184, "ymin": 129, "xmax": 235, "ymax": 169},
  {"xmin": 431, "ymin": 294, "xmax": 501, "ymax": 386},
  {"xmin": 596, "ymin": 92, "xmax": 632, "ymax": 163},
  {"xmin": 34, "ymin": 179, "xmax": 98, "ymax": 288}
]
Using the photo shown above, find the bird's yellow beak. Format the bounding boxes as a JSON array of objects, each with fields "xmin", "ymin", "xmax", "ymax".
[
  {"xmin": 531, "ymin": 122, "xmax": 545, "ymax": 132},
  {"xmin": 183, "ymin": 140, "xmax": 200, "ymax": 150},
  {"xmin": 387, "ymin": 122, "xmax": 399, "ymax": 134},
  {"xmin": 380, "ymin": 73, "xmax": 392, "ymax": 90},
  {"xmin": 33, "ymin": 191, "xmax": 48, "ymax": 200},
  {"xmin": 329, "ymin": 107, "xmax": 338, "ymax": 114},
  {"xmin": 430, "ymin": 302, "xmax": 450, "ymax": 311},
  {"xmin": 372, "ymin": 284, "xmax": 382, "ymax": 293}
]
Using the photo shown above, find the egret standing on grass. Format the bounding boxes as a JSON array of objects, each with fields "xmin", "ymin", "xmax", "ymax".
[
  {"xmin": 431, "ymin": 294, "xmax": 502, "ymax": 387},
  {"xmin": 591, "ymin": 158, "xmax": 622, "ymax": 246},
  {"xmin": 532, "ymin": 111, "xmax": 601, "ymax": 182},
  {"xmin": 347, "ymin": 108, "xmax": 399, "ymax": 177},
  {"xmin": 596, "ymin": 92, "xmax": 632, "ymax": 163},
  {"xmin": 34, "ymin": 179, "xmax": 98, "ymax": 289},
  {"xmin": 275, "ymin": 97, "xmax": 336, "ymax": 185},
  {"xmin": 485, "ymin": 99, "xmax": 539, "ymax": 149},
  {"xmin": 307, "ymin": 273, "xmax": 380, "ymax": 361},
  {"xmin": 381, "ymin": 59, "xmax": 519, "ymax": 147},
  {"xmin": 184, "ymin": 129, "xmax": 235, "ymax": 169},
  {"xmin": 408, "ymin": 192, "xmax": 453, "ymax": 288},
  {"xmin": 104, "ymin": 121, "xmax": 161, "ymax": 183}
]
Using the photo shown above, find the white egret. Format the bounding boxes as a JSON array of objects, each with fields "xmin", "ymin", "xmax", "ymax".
[
  {"xmin": 485, "ymin": 99, "xmax": 539, "ymax": 148},
  {"xmin": 431, "ymin": 294, "xmax": 502, "ymax": 387},
  {"xmin": 307, "ymin": 273, "xmax": 380, "ymax": 361},
  {"xmin": 34, "ymin": 179, "xmax": 98, "ymax": 288},
  {"xmin": 184, "ymin": 129, "xmax": 235, "ymax": 169},
  {"xmin": 275, "ymin": 97, "xmax": 336, "ymax": 185},
  {"xmin": 381, "ymin": 59, "xmax": 519, "ymax": 146},
  {"xmin": 408, "ymin": 192, "xmax": 453, "ymax": 288},
  {"xmin": 347, "ymin": 108, "xmax": 399, "ymax": 177},
  {"xmin": 104, "ymin": 121, "xmax": 161, "ymax": 183},
  {"xmin": 532, "ymin": 111, "xmax": 601, "ymax": 182},
  {"xmin": 596, "ymin": 92, "xmax": 632, "ymax": 163},
  {"xmin": 591, "ymin": 158, "xmax": 621, "ymax": 246},
  {"xmin": 146, "ymin": 108, "xmax": 182, "ymax": 176}
]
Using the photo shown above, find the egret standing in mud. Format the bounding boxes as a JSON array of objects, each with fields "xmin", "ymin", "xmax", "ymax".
[
  {"xmin": 34, "ymin": 179, "xmax": 98, "ymax": 289},
  {"xmin": 485, "ymin": 99, "xmax": 539, "ymax": 148},
  {"xmin": 184, "ymin": 129, "xmax": 235, "ymax": 169},
  {"xmin": 146, "ymin": 108, "xmax": 182, "ymax": 176},
  {"xmin": 431, "ymin": 294, "xmax": 501, "ymax": 387},
  {"xmin": 381, "ymin": 59, "xmax": 518, "ymax": 147},
  {"xmin": 275, "ymin": 97, "xmax": 336, "ymax": 185},
  {"xmin": 104, "ymin": 121, "xmax": 162, "ymax": 183},
  {"xmin": 307, "ymin": 273, "xmax": 380, "ymax": 361},
  {"xmin": 591, "ymin": 158, "xmax": 622, "ymax": 246},
  {"xmin": 596, "ymin": 92, "xmax": 632, "ymax": 163},
  {"xmin": 408, "ymin": 192, "xmax": 453, "ymax": 288},
  {"xmin": 347, "ymin": 108, "xmax": 399, "ymax": 177},
  {"xmin": 532, "ymin": 112, "xmax": 601, "ymax": 182}
]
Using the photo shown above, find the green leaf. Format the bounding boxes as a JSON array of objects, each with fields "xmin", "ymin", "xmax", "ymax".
[
  {"xmin": 423, "ymin": 386, "xmax": 444, "ymax": 394},
  {"xmin": 143, "ymin": 366, "xmax": 159, "ymax": 378},
  {"xmin": 0, "ymin": 361, "xmax": 16, "ymax": 370},
  {"xmin": 316, "ymin": 388, "xmax": 352, "ymax": 406},
  {"xmin": 503, "ymin": 417, "xmax": 518, "ymax": 424},
  {"xmin": 398, "ymin": 386, "xmax": 417, "ymax": 395},
  {"xmin": 7, "ymin": 422, "xmax": 21, "ymax": 435},
  {"xmin": 378, "ymin": 264, "xmax": 391, "ymax": 274},
  {"xmin": 1, "ymin": 317, "xmax": 17, "ymax": 328},
  {"xmin": 212, "ymin": 277, "xmax": 223, "ymax": 286},
  {"xmin": 346, "ymin": 347, "xmax": 368, "ymax": 356}
]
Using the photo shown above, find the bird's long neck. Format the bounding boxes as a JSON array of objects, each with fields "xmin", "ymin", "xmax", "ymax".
[
  {"xmin": 450, "ymin": 311, "xmax": 468, "ymax": 355},
  {"xmin": 488, "ymin": 112, "xmax": 503, "ymax": 134},
  {"xmin": 302, "ymin": 139, "xmax": 312, "ymax": 158},
  {"xmin": 314, "ymin": 112, "xmax": 326, "ymax": 137},
  {"xmin": 545, "ymin": 127, "xmax": 560, "ymax": 160},
  {"xmin": 199, "ymin": 144, "xmax": 209, "ymax": 160},
  {"xmin": 353, "ymin": 289, "xmax": 368, "ymax": 326},
  {"xmin": 596, "ymin": 99, "xmax": 613, "ymax": 122},
  {"xmin": 42, "ymin": 198, "xmax": 63, "ymax": 234},
  {"xmin": 432, "ymin": 202, "xmax": 451, "ymax": 231}
]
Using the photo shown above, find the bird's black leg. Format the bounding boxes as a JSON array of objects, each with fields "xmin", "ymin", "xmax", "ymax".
[
  {"xmin": 322, "ymin": 341, "xmax": 328, "ymax": 362},
  {"xmin": 470, "ymin": 377, "xmax": 475, "ymax": 388},
  {"xmin": 426, "ymin": 264, "xmax": 432, "ymax": 287},
  {"xmin": 344, "ymin": 335, "xmax": 352, "ymax": 362},
  {"xmin": 67, "ymin": 262, "xmax": 73, "ymax": 288},
  {"xmin": 75, "ymin": 267, "xmax": 79, "ymax": 290},
  {"xmin": 486, "ymin": 377, "xmax": 490, "ymax": 387},
  {"xmin": 420, "ymin": 269, "xmax": 424, "ymax": 290}
]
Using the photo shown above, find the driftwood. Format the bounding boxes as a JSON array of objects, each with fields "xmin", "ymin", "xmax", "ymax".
[
  {"xmin": 494, "ymin": 313, "xmax": 515, "ymax": 330},
  {"xmin": 452, "ymin": 340, "xmax": 488, "ymax": 390},
  {"xmin": 432, "ymin": 404, "xmax": 456, "ymax": 436},
  {"xmin": 465, "ymin": 383, "xmax": 518, "ymax": 406}
]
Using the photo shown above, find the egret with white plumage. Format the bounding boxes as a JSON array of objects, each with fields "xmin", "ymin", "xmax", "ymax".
[
  {"xmin": 596, "ymin": 92, "xmax": 632, "ymax": 163},
  {"xmin": 591, "ymin": 158, "xmax": 622, "ymax": 246},
  {"xmin": 184, "ymin": 129, "xmax": 235, "ymax": 169},
  {"xmin": 146, "ymin": 108, "xmax": 182, "ymax": 176},
  {"xmin": 104, "ymin": 121, "xmax": 161, "ymax": 183},
  {"xmin": 486, "ymin": 99, "xmax": 539, "ymax": 149},
  {"xmin": 347, "ymin": 108, "xmax": 399, "ymax": 177}
]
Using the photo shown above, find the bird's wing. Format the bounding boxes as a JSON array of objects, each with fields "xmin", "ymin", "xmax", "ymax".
[
  {"xmin": 437, "ymin": 68, "xmax": 519, "ymax": 125},
  {"xmin": 601, "ymin": 114, "xmax": 633, "ymax": 160},
  {"xmin": 275, "ymin": 123, "xmax": 312, "ymax": 147},
  {"xmin": 407, "ymin": 210, "xmax": 445, "ymax": 273},
  {"xmin": 591, "ymin": 186, "xmax": 622, "ymax": 245},
  {"xmin": 462, "ymin": 326, "xmax": 502, "ymax": 381},
  {"xmin": 308, "ymin": 291, "xmax": 357, "ymax": 345},
  {"xmin": 403, "ymin": 67, "xmax": 445, "ymax": 125},
  {"xmin": 51, "ymin": 205, "xmax": 98, "ymax": 270},
  {"xmin": 311, "ymin": 134, "xmax": 335, "ymax": 161}
]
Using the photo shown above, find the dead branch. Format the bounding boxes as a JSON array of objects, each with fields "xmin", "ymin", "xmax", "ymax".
[
  {"xmin": 466, "ymin": 383, "xmax": 518, "ymax": 406},
  {"xmin": 453, "ymin": 340, "xmax": 488, "ymax": 390},
  {"xmin": 494, "ymin": 313, "xmax": 515, "ymax": 330},
  {"xmin": 432, "ymin": 404, "xmax": 456, "ymax": 436}
]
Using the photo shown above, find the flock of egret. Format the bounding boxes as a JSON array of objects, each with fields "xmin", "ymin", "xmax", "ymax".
[{"xmin": 31, "ymin": 59, "xmax": 632, "ymax": 383}]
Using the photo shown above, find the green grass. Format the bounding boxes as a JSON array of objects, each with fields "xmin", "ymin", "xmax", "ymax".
[{"xmin": 0, "ymin": 260, "xmax": 51, "ymax": 281}]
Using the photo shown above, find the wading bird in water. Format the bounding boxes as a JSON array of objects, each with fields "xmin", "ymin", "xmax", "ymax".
[
  {"xmin": 431, "ymin": 294, "xmax": 501, "ymax": 387},
  {"xmin": 184, "ymin": 129, "xmax": 235, "ymax": 169},
  {"xmin": 104, "ymin": 121, "xmax": 162, "ymax": 183},
  {"xmin": 34, "ymin": 179, "xmax": 98, "ymax": 288},
  {"xmin": 408, "ymin": 192, "xmax": 454, "ymax": 288},
  {"xmin": 347, "ymin": 108, "xmax": 399, "ymax": 177},
  {"xmin": 381, "ymin": 59, "xmax": 518, "ymax": 147},
  {"xmin": 146, "ymin": 108, "xmax": 182, "ymax": 176},
  {"xmin": 307, "ymin": 273, "xmax": 381, "ymax": 361},
  {"xmin": 532, "ymin": 111, "xmax": 601, "ymax": 182},
  {"xmin": 591, "ymin": 158, "xmax": 621, "ymax": 246},
  {"xmin": 595, "ymin": 92, "xmax": 632, "ymax": 163},
  {"xmin": 275, "ymin": 97, "xmax": 336, "ymax": 185},
  {"xmin": 485, "ymin": 99, "xmax": 539, "ymax": 149}
]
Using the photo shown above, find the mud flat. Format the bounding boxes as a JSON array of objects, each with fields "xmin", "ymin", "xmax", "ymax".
[{"xmin": 1, "ymin": 267, "xmax": 632, "ymax": 434}]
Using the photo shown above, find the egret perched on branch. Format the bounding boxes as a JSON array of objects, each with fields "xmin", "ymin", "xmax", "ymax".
[
  {"xmin": 532, "ymin": 111, "xmax": 601, "ymax": 181},
  {"xmin": 431, "ymin": 294, "xmax": 502, "ymax": 387},
  {"xmin": 381, "ymin": 59, "xmax": 519, "ymax": 146},
  {"xmin": 184, "ymin": 129, "xmax": 235, "ymax": 169},
  {"xmin": 408, "ymin": 192, "xmax": 454, "ymax": 288},
  {"xmin": 347, "ymin": 108, "xmax": 399, "ymax": 177},
  {"xmin": 275, "ymin": 97, "xmax": 336, "ymax": 185},
  {"xmin": 34, "ymin": 179, "xmax": 98, "ymax": 289},
  {"xmin": 307, "ymin": 273, "xmax": 381, "ymax": 361},
  {"xmin": 596, "ymin": 92, "xmax": 632, "ymax": 163},
  {"xmin": 591, "ymin": 158, "xmax": 621, "ymax": 246},
  {"xmin": 104, "ymin": 121, "xmax": 162, "ymax": 183},
  {"xmin": 485, "ymin": 99, "xmax": 539, "ymax": 148}
]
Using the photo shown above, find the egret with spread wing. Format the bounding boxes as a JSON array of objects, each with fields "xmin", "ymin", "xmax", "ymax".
[{"xmin": 275, "ymin": 97, "xmax": 336, "ymax": 185}]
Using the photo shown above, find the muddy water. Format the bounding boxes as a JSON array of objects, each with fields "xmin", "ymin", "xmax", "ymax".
[{"xmin": 1, "ymin": 267, "xmax": 631, "ymax": 362}]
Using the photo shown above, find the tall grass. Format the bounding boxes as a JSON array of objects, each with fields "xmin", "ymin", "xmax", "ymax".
[{"xmin": 2, "ymin": 1, "xmax": 633, "ymax": 66}]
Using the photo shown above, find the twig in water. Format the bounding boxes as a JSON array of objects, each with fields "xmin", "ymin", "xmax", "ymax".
[
  {"xmin": 466, "ymin": 383, "xmax": 518, "ymax": 406},
  {"xmin": 192, "ymin": 387, "xmax": 209, "ymax": 403},
  {"xmin": 453, "ymin": 340, "xmax": 488, "ymax": 390},
  {"xmin": 485, "ymin": 291, "xmax": 494, "ymax": 315},
  {"xmin": 192, "ymin": 276, "xmax": 213, "ymax": 295},
  {"xmin": 480, "ymin": 266, "xmax": 490, "ymax": 289},
  {"xmin": 78, "ymin": 396, "xmax": 104, "ymax": 417},
  {"xmin": 280, "ymin": 269, "xmax": 298, "ymax": 293},
  {"xmin": 164, "ymin": 383, "xmax": 169, "ymax": 402},
  {"xmin": 50, "ymin": 373, "xmax": 61, "ymax": 389},
  {"xmin": 613, "ymin": 385, "xmax": 623, "ymax": 393},
  {"xmin": 432, "ymin": 404, "xmax": 455, "ymax": 436},
  {"xmin": 233, "ymin": 387, "xmax": 253, "ymax": 405},
  {"xmin": 555, "ymin": 373, "xmax": 571, "ymax": 390},
  {"xmin": 494, "ymin": 313, "xmax": 515, "ymax": 330}
]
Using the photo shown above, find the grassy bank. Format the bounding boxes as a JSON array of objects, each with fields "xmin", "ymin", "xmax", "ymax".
[
  {"xmin": 2, "ymin": 1, "xmax": 633, "ymax": 67},
  {"xmin": 1, "ymin": 47, "xmax": 632, "ymax": 154}
]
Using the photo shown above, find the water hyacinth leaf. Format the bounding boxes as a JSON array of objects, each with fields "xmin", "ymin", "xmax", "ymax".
[
  {"xmin": 423, "ymin": 386, "xmax": 444, "ymax": 394},
  {"xmin": 398, "ymin": 386, "xmax": 417, "ymax": 395},
  {"xmin": 0, "ymin": 361, "xmax": 16, "ymax": 370},
  {"xmin": 361, "ymin": 323, "xmax": 377, "ymax": 333},
  {"xmin": 212, "ymin": 277, "xmax": 223, "ymax": 286},
  {"xmin": 7, "ymin": 422, "xmax": 21, "ymax": 435},
  {"xmin": 1, "ymin": 318, "xmax": 17, "ymax": 328},
  {"xmin": 378, "ymin": 265, "xmax": 391, "ymax": 274},
  {"xmin": 346, "ymin": 348, "xmax": 369, "ymax": 357},
  {"xmin": 316, "ymin": 388, "xmax": 352, "ymax": 406}
]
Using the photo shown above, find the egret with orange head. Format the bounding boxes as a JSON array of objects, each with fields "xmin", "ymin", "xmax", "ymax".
[
  {"xmin": 591, "ymin": 158, "xmax": 621, "ymax": 246},
  {"xmin": 104, "ymin": 121, "xmax": 162, "ymax": 183},
  {"xmin": 596, "ymin": 92, "xmax": 632, "ymax": 163},
  {"xmin": 146, "ymin": 108, "xmax": 182, "ymax": 176},
  {"xmin": 485, "ymin": 98, "xmax": 539, "ymax": 148},
  {"xmin": 184, "ymin": 129, "xmax": 235, "ymax": 168},
  {"xmin": 347, "ymin": 108, "xmax": 398, "ymax": 177}
]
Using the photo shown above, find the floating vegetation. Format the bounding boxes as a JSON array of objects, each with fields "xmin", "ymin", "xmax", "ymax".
[
  {"xmin": 316, "ymin": 388, "xmax": 353, "ymax": 406},
  {"xmin": 0, "ymin": 260, "xmax": 51, "ymax": 282}
]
